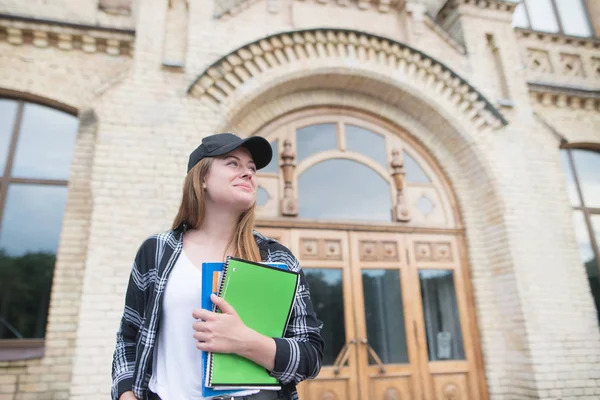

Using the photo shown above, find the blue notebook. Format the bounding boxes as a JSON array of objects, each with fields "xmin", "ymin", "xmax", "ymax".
[{"xmin": 200, "ymin": 261, "xmax": 288, "ymax": 398}]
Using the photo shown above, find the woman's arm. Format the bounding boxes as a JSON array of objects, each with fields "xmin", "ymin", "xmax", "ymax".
[{"xmin": 111, "ymin": 241, "xmax": 151, "ymax": 400}]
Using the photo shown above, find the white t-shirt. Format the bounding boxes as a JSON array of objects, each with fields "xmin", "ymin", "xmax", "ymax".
[{"xmin": 149, "ymin": 250, "xmax": 258, "ymax": 399}]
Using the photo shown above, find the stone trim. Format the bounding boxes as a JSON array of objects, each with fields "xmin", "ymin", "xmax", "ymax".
[
  {"xmin": 187, "ymin": 28, "xmax": 508, "ymax": 128},
  {"xmin": 423, "ymin": 13, "xmax": 467, "ymax": 55},
  {"xmin": 214, "ymin": 0, "xmax": 260, "ymax": 18},
  {"xmin": 0, "ymin": 13, "xmax": 135, "ymax": 56},
  {"xmin": 528, "ymin": 83, "xmax": 600, "ymax": 110},
  {"xmin": 438, "ymin": 0, "xmax": 518, "ymax": 19},
  {"xmin": 515, "ymin": 28, "xmax": 600, "ymax": 50}
]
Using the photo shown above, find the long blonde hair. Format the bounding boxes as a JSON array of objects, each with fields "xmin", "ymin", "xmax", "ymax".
[{"xmin": 171, "ymin": 158, "xmax": 261, "ymax": 262}]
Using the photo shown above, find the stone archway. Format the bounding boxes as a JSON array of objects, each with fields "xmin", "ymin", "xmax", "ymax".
[{"xmin": 185, "ymin": 28, "xmax": 532, "ymax": 399}]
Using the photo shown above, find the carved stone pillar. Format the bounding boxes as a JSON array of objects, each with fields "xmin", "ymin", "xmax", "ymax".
[
  {"xmin": 390, "ymin": 149, "xmax": 410, "ymax": 222},
  {"xmin": 280, "ymin": 139, "xmax": 298, "ymax": 216}
]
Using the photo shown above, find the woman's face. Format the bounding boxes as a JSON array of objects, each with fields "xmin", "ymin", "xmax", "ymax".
[{"xmin": 203, "ymin": 147, "xmax": 258, "ymax": 213}]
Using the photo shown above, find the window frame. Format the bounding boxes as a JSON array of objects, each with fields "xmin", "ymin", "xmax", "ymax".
[
  {"xmin": 0, "ymin": 96, "xmax": 78, "ymax": 360},
  {"xmin": 561, "ymin": 143, "xmax": 600, "ymax": 323},
  {"xmin": 516, "ymin": 0, "xmax": 595, "ymax": 38}
]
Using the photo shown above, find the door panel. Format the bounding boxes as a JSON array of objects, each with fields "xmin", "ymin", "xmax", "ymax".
[
  {"xmin": 292, "ymin": 229, "xmax": 360, "ymax": 400},
  {"xmin": 349, "ymin": 232, "xmax": 423, "ymax": 400},
  {"xmin": 406, "ymin": 234, "xmax": 481, "ymax": 400}
]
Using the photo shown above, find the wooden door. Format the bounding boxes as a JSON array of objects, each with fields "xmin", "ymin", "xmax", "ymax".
[{"xmin": 261, "ymin": 227, "xmax": 485, "ymax": 400}]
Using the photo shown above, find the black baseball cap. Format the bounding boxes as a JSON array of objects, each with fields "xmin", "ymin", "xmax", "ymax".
[{"xmin": 187, "ymin": 132, "xmax": 273, "ymax": 173}]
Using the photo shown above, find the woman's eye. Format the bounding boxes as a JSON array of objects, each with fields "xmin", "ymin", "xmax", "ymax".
[{"xmin": 228, "ymin": 161, "xmax": 238, "ymax": 167}]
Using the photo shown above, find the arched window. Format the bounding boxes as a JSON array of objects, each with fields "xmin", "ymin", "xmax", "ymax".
[
  {"xmin": 560, "ymin": 146, "xmax": 600, "ymax": 323},
  {"xmin": 0, "ymin": 98, "xmax": 79, "ymax": 340},
  {"xmin": 254, "ymin": 110, "xmax": 457, "ymax": 229}
]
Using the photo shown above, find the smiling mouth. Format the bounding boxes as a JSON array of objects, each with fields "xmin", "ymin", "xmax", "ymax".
[{"xmin": 235, "ymin": 184, "xmax": 252, "ymax": 192}]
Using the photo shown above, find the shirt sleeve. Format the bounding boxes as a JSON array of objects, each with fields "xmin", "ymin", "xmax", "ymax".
[
  {"xmin": 268, "ymin": 252, "xmax": 325, "ymax": 386},
  {"xmin": 111, "ymin": 241, "xmax": 150, "ymax": 400}
]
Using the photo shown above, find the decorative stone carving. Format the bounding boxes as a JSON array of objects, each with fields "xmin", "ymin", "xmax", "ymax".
[
  {"xmin": 0, "ymin": 17, "xmax": 134, "ymax": 57},
  {"xmin": 560, "ymin": 53, "xmax": 585, "ymax": 77},
  {"xmin": 390, "ymin": 149, "xmax": 411, "ymax": 222},
  {"xmin": 98, "ymin": 0, "xmax": 132, "ymax": 15},
  {"xmin": 187, "ymin": 28, "xmax": 507, "ymax": 129},
  {"xmin": 280, "ymin": 139, "xmax": 298, "ymax": 216},
  {"xmin": 415, "ymin": 242, "xmax": 453, "ymax": 263},
  {"xmin": 592, "ymin": 57, "xmax": 600, "ymax": 78},
  {"xmin": 528, "ymin": 86, "xmax": 600, "ymax": 111},
  {"xmin": 527, "ymin": 49, "xmax": 553, "ymax": 74},
  {"xmin": 359, "ymin": 240, "xmax": 399, "ymax": 262}
]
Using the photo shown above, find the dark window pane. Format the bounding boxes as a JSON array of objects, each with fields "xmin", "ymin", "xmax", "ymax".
[
  {"xmin": 0, "ymin": 99, "xmax": 18, "ymax": 173},
  {"xmin": 513, "ymin": 2, "xmax": 530, "ymax": 28},
  {"xmin": 571, "ymin": 149, "xmax": 600, "ymax": 208},
  {"xmin": 12, "ymin": 103, "xmax": 79, "ymax": 180},
  {"xmin": 573, "ymin": 211, "xmax": 595, "ymax": 267},
  {"xmin": 526, "ymin": 0, "xmax": 560, "ymax": 33},
  {"xmin": 345, "ymin": 125, "xmax": 388, "ymax": 168},
  {"xmin": 560, "ymin": 150, "xmax": 581, "ymax": 207},
  {"xmin": 419, "ymin": 270, "xmax": 465, "ymax": 361},
  {"xmin": 296, "ymin": 124, "xmax": 337, "ymax": 163},
  {"xmin": 587, "ymin": 214, "xmax": 600, "ymax": 324},
  {"xmin": 362, "ymin": 269, "xmax": 408, "ymax": 364},
  {"xmin": 0, "ymin": 184, "xmax": 67, "ymax": 339},
  {"xmin": 261, "ymin": 139, "xmax": 279, "ymax": 174},
  {"xmin": 404, "ymin": 151, "xmax": 430, "ymax": 183},
  {"xmin": 298, "ymin": 159, "xmax": 392, "ymax": 221},
  {"xmin": 304, "ymin": 269, "xmax": 345, "ymax": 366},
  {"xmin": 555, "ymin": 0, "xmax": 592, "ymax": 37}
]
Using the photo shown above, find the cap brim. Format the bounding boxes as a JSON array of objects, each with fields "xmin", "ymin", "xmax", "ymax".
[{"xmin": 212, "ymin": 136, "xmax": 273, "ymax": 170}]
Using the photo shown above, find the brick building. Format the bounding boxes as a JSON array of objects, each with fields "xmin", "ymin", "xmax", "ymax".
[{"xmin": 0, "ymin": 0, "xmax": 599, "ymax": 399}]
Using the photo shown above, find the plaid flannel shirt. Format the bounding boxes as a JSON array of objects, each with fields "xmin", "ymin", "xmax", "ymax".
[{"xmin": 111, "ymin": 225, "xmax": 324, "ymax": 400}]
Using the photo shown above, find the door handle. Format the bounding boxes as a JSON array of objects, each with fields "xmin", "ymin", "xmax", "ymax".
[
  {"xmin": 333, "ymin": 338, "xmax": 356, "ymax": 375},
  {"xmin": 360, "ymin": 338, "xmax": 386, "ymax": 374}
]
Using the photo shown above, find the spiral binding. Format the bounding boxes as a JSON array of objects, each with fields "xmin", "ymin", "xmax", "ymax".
[{"xmin": 207, "ymin": 256, "xmax": 232, "ymax": 386}]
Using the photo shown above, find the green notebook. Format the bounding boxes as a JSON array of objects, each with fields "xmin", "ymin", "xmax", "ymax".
[{"xmin": 205, "ymin": 256, "xmax": 299, "ymax": 390}]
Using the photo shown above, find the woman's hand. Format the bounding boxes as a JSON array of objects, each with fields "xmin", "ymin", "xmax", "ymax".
[
  {"xmin": 192, "ymin": 294, "xmax": 251, "ymax": 354},
  {"xmin": 118, "ymin": 391, "xmax": 137, "ymax": 400},
  {"xmin": 192, "ymin": 294, "xmax": 276, "ymax": 370}
]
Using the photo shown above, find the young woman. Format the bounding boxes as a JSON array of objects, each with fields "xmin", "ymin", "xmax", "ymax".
[{"xmin": 111, "ymin": 133, "xmax": 324, "ymax": 400}]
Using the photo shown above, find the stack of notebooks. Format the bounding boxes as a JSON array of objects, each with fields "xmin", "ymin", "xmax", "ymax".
[{"xmin": 200, "ymin": 256, "xmax": 299, "ymax": 399}]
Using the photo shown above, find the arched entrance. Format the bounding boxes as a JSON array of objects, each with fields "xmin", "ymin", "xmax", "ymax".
[{"xmin": 253, "ymin": 108, "xmax": 486, "ymax": 400}]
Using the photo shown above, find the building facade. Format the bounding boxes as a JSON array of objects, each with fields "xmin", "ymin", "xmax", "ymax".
[{"xmin": 0, "ymin": 0, "xmax": 599, "ymax": 399}]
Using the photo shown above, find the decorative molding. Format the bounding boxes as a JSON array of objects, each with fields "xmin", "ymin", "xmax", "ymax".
[
  {"xmin": 528, "ymin": 84, "xmax": 600, "ymax": 111},
  {"xmin": 280, "ymin": 139, "xmax": 298, "ymax": 216},
  {"xmin": 423, "ymin": 13, "xmax": 466, "ymax": 56},
  {"xmin": 214, "ymin": 0, "xmax": 260, "ymax": 18},
  {"xmin": 300, "ymin": 238, "xmax": 343, "ymax": 260},
  {"xmin": 415, "ymin": 241, "xmax": 453, "ymax": 262},
  {"xmin": 438, "ymin": 0, "xmax": 518, "ymax": 21},
  {"xmin": 359, "ymin": 240, "xmax": 399, "ymax": 262},
  {"xmin": 442, "ymin": 382, "xmax": 461, "ymax": 400},
  {"xmin": 527, "ymin": 49, "xmax": 553, "ymax": 74},
  {"xmin": 0, "ymin": 14, "xmax": 134, "ymax": 56},
  {"xmin": 390, "ymin": 149, "xmax": 411, "ymax": 222},
  {"xmin": 187, "ymin": 28, "xmax": 508, "ymax": 128},
  {"xmin": 515, "ymin": 28, "xmax": 600, "ymax": 50}
]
